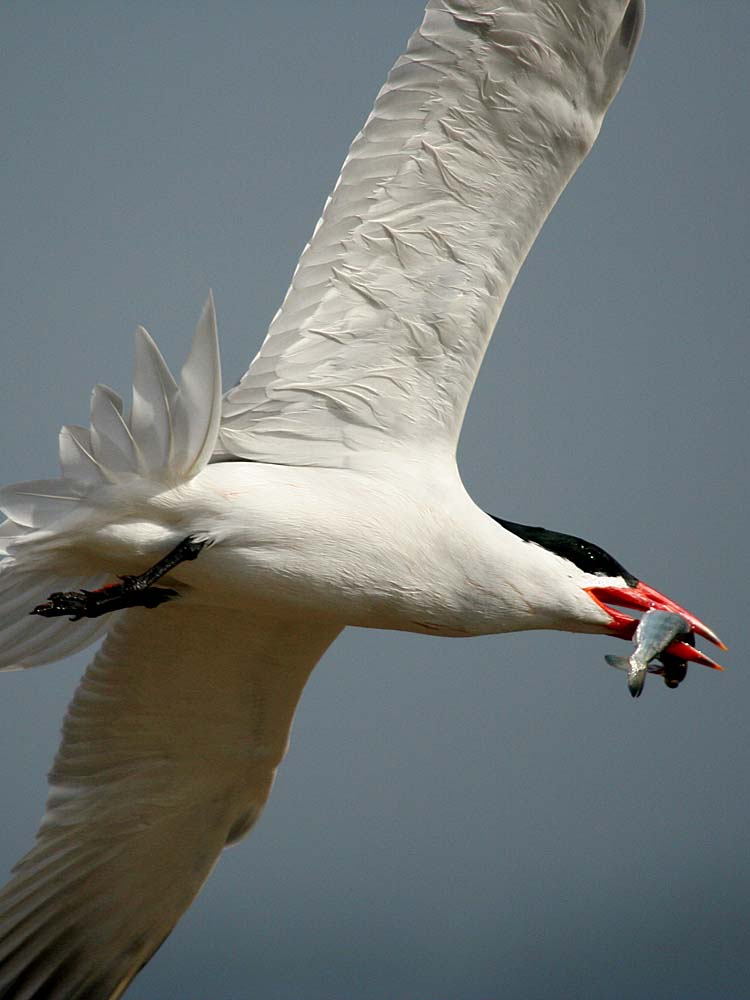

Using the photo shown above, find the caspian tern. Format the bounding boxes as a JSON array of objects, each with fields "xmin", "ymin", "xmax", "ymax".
[{"xmin": 0, "ymin": 1, "xmax": 725, "ymax": 996}]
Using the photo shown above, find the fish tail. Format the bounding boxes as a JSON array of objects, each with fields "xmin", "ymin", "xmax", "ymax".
[{"xmin": 604, "ymin": 655, "xmax": 630, "ymax": 671}]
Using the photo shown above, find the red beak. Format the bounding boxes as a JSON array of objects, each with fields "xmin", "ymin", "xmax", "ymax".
[{"xmin": 586, "ymin": 581, "xmax": 726, "ymax": 671}]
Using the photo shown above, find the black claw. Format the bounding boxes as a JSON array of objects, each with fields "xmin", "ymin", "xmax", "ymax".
[
  {"xmin": 29, "ymin": 535, "xmax": 210, "ymax": 622},
  {"xmin": 32, "ymin": 584, "xmax": 180, "ymax": 620},
  {"xmin": 31, "ymin": 590, "xmax": 91, "ymax": 620}
]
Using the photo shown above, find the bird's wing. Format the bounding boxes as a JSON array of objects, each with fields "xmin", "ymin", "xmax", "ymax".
[
  {"xmin": 0, "ymin": 602, "xmax": 340, "ymax": 998},
  {"xmin": 220, "ymin": 0, "xmax": 644, "ymax": 468}
]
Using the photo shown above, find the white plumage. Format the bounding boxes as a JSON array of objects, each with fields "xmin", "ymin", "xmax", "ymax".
[
  {"xmin": 1, "ymin": 3, "xmax": 724, "ymax": 997},
  {"xmin": 221, "ymin": 1, "xmax": 643, "ymax": 467}
]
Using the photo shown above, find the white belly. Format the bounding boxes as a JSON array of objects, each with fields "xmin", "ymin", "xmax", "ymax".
[{"xmin": 71, "ymin": 459, "xmax": 572, "ymax": 639}]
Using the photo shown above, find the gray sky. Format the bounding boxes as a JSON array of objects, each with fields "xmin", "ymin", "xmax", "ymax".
[{"xmin": 1, "ymin": 3, "xmax": 748, "ymax": 998}]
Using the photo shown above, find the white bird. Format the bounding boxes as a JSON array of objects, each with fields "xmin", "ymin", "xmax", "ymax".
[{"xmin": 0, "ymin": 1, "xmax": 725, "ymax": 996}]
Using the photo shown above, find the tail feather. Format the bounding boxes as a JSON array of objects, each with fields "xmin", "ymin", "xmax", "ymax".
[
  {"xmin": 130, "ymin": 326, "xmax": 179, "ymax": 474},
  {"xmin": 0, "ymin": 294, "xmax": 221, "ymax": 527},
  {"xmin": 0, "ymin": 294, "xmax": 222, "ymax": 672},
  {"xmin": 2, "ymin": 294, "xmax": 220, "ymax": 522},
  {"xmin": 58, "ymin": 426, "xmax": 111, "ymax": 486},
  {"xmin": 0, "ymin": 521, "xmax": 27, "ymax": 555},
  {"xmin": 172, "ymin": 291, "xmax": 223, "ymax": 478},
  {"xmin": 0, "ymin": 483, "xmax": 84, "ymax": 530},
  {"xmin": 89, "ymin": 385, "xmax": 142, "ymax": 478}
]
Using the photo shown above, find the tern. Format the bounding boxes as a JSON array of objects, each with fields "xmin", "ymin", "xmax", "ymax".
[{"xmin": 0, "ymin": 1, "xmax": 724, "ymax": 996}]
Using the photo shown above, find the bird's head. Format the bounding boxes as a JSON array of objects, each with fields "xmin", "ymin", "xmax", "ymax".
[{"xmin": 492, "ymin": 517, "xmax": 725, "ymax": 673}]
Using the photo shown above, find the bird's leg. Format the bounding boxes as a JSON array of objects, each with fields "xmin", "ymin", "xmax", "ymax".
[{"xmin": 31, "ymin": 536, "xmax": 210, "ymax": 621}]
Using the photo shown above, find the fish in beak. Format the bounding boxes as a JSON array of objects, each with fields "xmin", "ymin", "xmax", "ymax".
[
  {"xmin": 586, "ymin": 580, "xmax": 726, "ymax": 676},
  {"xmin": 605, "ymin": 610, "xmax": 694, "ymax": 697}
]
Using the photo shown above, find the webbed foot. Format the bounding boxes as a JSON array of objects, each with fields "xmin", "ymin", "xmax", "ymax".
[
  {"xmin": 30, "ymin": 535, "xmax": 209, "ymax": 621},
  {"xmin": 32, "ymin": 584, "xmax": 178, "ymax": 620}
]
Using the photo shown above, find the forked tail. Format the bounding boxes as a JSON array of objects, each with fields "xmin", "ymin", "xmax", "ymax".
[{"xmin": 0, "ymin": 295, "xmax": 222, "ymax": 670}]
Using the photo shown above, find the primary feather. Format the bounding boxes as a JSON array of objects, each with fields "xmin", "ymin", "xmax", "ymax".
[
  {"xmin": 0, "ymin": 605, "xmax": 339, "ymax": 998},
  {"xmin": 221, "ymin": 0, "xmax": 644, "ymax": 467}
]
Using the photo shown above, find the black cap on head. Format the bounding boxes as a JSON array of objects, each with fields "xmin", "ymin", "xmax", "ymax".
[{"xmin": 491, "ymin": 516, "xmax": 639, "ymax": 587}]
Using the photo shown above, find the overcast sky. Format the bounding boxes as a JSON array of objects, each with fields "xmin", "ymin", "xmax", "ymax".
[{"xmin": 1, "ymin": 3, "xmax": 748, "ymax": 998}]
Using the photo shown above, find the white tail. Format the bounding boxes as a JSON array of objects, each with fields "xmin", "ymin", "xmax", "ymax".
[
  {"xmin": 0, "ymin": 295, "xmax": 222, "ymax": 670},
  {"xmin": 0, "ymin": 294, "xmax": 221, "ymax": 528}
]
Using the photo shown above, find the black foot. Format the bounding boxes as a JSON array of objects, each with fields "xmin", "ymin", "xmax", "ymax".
[
  {"xmin": 30, "ymin": 535, "xmax": 210, "ymax": 621},
  {"xmin": 32, "ymin": 585, "xmax": 177, "ymax": 621}
]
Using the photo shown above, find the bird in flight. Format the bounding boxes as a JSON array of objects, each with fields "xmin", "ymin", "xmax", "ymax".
[{"xmin": 0, "ymin": 1, "xmax": 724, "ymax": 996}]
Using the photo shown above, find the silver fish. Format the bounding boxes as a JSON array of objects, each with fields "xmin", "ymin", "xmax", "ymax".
[{"xmin": 605, "ymin": 609, "xmax": 691, "ymax": 698}]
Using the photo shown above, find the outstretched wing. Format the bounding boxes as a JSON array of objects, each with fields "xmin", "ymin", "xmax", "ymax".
[
  {"xmin": 220, "ymin": 0, "xmax": 644, "ymax": 468},
  {"xmin": 0, "ymin": 603, "xmax": 339, "ymax": 998}
]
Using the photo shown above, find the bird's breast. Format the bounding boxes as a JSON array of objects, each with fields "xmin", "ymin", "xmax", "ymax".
[{"xmin": 162, "ymin": 461, "xmax": 521, "ymax": 636}]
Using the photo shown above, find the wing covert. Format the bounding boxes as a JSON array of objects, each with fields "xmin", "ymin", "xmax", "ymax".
[{"xmin": 221, "ymin": 0, "xmax": 644, "ymax": 467}]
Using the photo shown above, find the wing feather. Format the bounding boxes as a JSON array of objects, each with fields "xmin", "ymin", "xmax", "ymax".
[
  {"xmin": 0, "ymin": 603, "xmax": 340, "ymax": 998},
  {"xmin": 220, "ymin": 0, "xmax": 644, "ymax": 467}
]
